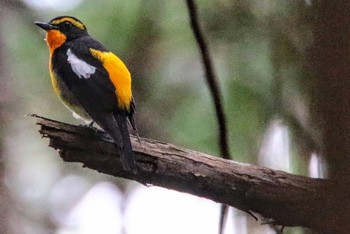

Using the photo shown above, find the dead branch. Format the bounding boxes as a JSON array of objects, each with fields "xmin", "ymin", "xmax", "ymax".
[{"xmin": 33, "ymin": 115, "xmax": 348, "ymax": 233}]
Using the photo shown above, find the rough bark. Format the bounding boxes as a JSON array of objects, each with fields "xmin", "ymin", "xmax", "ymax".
[{"xmin": 33, "ymin": 115, "xmax": 349, "ymax": 233}]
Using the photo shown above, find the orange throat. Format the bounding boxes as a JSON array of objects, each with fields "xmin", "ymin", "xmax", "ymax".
[
  {"xmin": 45, "ymin": 30, "xmax": 66, "ymax": 103},
  {"xmin": 46, "ymin": 30, "xmax": 67, "ymax": 54}
]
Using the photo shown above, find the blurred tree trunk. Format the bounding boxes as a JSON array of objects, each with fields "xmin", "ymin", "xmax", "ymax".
[
  {"xmin": 0, "ymin": 1, "xmax": 34, "ymax": 232},
  {"xmin": 312, "ymin": 1, "xmax": 350, "ymax": 185},
  {"xmin": 0, "ymin": 113, "xmax": 11, "ymax": 233},
  {"xmin": 310, "ymin": 0, "xmax": 350, "ymax": 232},
  {"xmin": 0, "ymin": 11, "xmax": 14, "ymax": 234}
]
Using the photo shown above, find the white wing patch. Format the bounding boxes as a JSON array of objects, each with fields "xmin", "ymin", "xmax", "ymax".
[{"xmin": 67, "ymin": 48, "xmax": 96, "ymax": 79}]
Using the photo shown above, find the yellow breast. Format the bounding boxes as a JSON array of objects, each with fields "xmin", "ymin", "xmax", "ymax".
[{"xmin": 49, "ymin": 64, "xmax": 91, "ymax": 121}]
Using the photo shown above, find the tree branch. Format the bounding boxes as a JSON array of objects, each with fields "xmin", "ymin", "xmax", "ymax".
[{"xmin": 32, "ymin": 115, "xmax": 347, "ymax": 233}]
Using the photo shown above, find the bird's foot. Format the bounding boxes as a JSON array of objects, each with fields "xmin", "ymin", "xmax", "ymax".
[{"xmin": 80, "ymin": 121, "xmax": 99, "ymax": 134}]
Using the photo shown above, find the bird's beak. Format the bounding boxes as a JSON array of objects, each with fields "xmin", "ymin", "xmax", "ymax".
[{"xmin": 34, "ymin": 21, "xmax": 58, "ymax": 31}]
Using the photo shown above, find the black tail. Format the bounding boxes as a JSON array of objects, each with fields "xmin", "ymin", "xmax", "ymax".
[
  {"xmin": 114, "ymin": 114, "xmax": 137, "ymax": 173},
  {"xmin": 114, "ymin": 113, "xmax": 137, "ymax": 173},
  {"xmin": 92, "ymin": 111, "xmax": 137, "ymax": 173}
]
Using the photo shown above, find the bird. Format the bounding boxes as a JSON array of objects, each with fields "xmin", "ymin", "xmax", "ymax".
[{"xmin": 35, "ymin": 16, "xmax": 138, "ymax": 173}]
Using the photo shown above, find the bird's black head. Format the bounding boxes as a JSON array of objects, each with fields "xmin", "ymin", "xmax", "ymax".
[{"xmin": 35, "ymin": 16, "xmax": 88, "ymax": 41}]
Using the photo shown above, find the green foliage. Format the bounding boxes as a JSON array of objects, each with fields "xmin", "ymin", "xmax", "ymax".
[
  {"xmin": 3, "ymin": 1, "xmax": 315, "ymax": 232},
  {"xmin": 5, "ymin": 0, "xmax": 314, "ymax": 163}
]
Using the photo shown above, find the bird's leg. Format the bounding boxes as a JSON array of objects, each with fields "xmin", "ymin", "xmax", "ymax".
[
  {"xmin": 88, "ymin": 121, "xmax": 95, "ymax": 127},
  {"xmin": 81, "ymin": 120, "xmax": 99, "ymax": 134},
  {"xmin": 134, "ymin": 131, "xmax": 142, "ymax": 146},
  {"xmin": 87, "ymin": 121, "xmax": 98, "ymax": 131}
]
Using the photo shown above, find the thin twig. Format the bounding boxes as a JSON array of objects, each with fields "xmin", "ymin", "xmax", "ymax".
[
  {"xmin": 218, "ymin": 205, "xmax": 228, "ymax": 234},
  {"xmin": 185, "ymin": 0, "xmax": 231, "ymax": 159},
  {"xmin": 185, "ymin": 1, "xmax": 232, "ymax": 233}
]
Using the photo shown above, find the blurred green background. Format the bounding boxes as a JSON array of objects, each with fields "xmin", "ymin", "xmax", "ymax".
[{"xmin": 0, "ymin": 0, "xmax": 317, "ymax": 233}]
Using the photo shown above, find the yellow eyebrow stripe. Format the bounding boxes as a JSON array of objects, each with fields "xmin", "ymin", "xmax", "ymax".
[
  {"xmin": 51, "ymin": 17, "xmax": 86, "ymax": 30},
  {"xmin": 90, "ymin": 48, "xmax": 132, "ymax": 110}
]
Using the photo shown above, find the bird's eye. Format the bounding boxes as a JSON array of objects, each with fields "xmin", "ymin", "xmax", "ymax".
[{"xmin": 63, "ymin": 21, "xmax": 72, "ymax": 27}]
